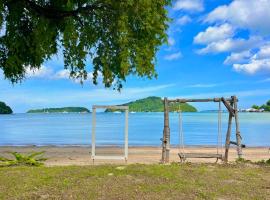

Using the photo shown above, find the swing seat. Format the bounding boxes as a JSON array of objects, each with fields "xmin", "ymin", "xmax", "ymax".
[{"xmin": 178, "ymin": 153, "xmax": 223, "ymax": 162}]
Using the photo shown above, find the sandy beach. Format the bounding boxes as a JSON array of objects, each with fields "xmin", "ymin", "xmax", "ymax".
[{"xmin": 0, "ymin": 146, "xmax": 269, "ymax": 166}]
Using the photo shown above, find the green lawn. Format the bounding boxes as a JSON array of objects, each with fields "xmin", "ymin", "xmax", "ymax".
[{"xmin": 0, "ymin": 163, "xmax": 269, "ymax": 200}]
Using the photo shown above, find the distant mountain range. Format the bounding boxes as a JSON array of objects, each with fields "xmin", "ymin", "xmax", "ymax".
[
  {"xmin": 27, "ymin": 107, "xmax": 90, "ymax": 113},
  {"xmin": 105, "ymin": 96, "xmax": 197, "ymax": 112}
]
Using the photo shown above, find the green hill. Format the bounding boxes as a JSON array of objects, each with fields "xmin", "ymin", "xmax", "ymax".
[
  {"xmin": 105, "ymin": 96, "xmax": 197, "ymax": 112},
  {"xmin": 27, "ymin": 107, "xmax": 90, "ymax": 113},
  {"xmin": 0, "ymin": 101, "xmax": 13, "ymax": 114}
]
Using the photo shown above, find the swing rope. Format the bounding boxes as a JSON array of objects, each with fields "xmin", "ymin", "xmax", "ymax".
[
  {"xmin": 217, "ymin": 100, "xmax": 223, "ymax": 155},
  {"xmin": 178, "ymin": 101, "xmax": 223, "ymax": 160},
  {"xmin": 178, "ymin": 104, "xmax": 185, "ymax": 155}
]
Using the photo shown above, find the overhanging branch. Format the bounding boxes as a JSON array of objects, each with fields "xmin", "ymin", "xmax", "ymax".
[{"xmin": 24, "ymin": 0, "xmax": 109, "ymax": 19}]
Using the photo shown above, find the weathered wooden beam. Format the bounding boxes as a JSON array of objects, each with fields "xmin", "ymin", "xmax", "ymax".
[
  {"xmin": 230, "ymin": 141, "xmax": 246, "ymax": 148},
  {"xmin": 221, "ymin": 97, "xmax": 235, "ymax": 116},
  {"xmin": 224, "ymin": 111, "xmax": 233, "ymax": 162},
  {"xmin": 178, "ymin": 153, "xmax": 223, "ymax": 158},
  {"xmin": 233, "ymin": 96, "xmax": 243, "ymax": 159},
  {"xmin": 161, "ymin": 98, "xmax": 170, "ymax": 163},
  {"xmin": 168, "ymin": 98, "xmax": 234, "ymax": 103}
]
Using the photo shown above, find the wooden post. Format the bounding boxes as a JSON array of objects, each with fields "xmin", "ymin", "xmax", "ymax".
[
  {"xmin": 124, "ymin": 108, "xmax": 129, "ymax": 161},
  {"xmin": 91, "ymin": 107, "xmax": 96, "ymax": 161},
  {"xmin": 161, "ymin": 98, "xmax": 170, "ymax": 163},
  {"xmin": 233, "ymin": 96, "xmax": 243, "ymax": 159},
  {"xmin": 224, "ymin": 100, "xmax": 233, "ymax": 162}
]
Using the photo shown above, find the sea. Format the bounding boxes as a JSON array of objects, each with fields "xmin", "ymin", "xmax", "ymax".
[{"xmin": 0, "ymin": 112, "xmax": 269, "ymax": 147}]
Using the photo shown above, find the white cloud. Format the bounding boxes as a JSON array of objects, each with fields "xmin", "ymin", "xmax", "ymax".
[
  {"xmin": 26, "ymin": 66, "xmax": 53, "ymax": 78},
  {"xmin": 170, "ymin": 89, "xmax": 270, "ymax": 100},
  {"xmin": 254, "ymin": 44, "xmax": 270, "ymax": 59},
  {"xmin": 258, "ymin": 78, "xmax": 270, "ymax": 83},
  {"xmin": 176, "ymin": 15, "xmax": 192, "ymax": 25},
  {"xmin": 164, "ymin": 51, "xmax": 182, "ymax": 61},
  {"xmin": 224, "ymin": 51, "xmax": 252, "ymax": 65},
  {"xmin": 173, "ymin": 0, "xmax": 204, "ymax": 12},
  {"xmin": 227, "ymin": 44, "xmax": 270, "ymax": 74},
  {"xmin": 54, "ymin": 69, "xmax": 70, "ymax": 79},
  {"xmin": 194, "ymin": 23, "xmax": 234, "ymax": 44},
  {"xmin": 205, "ymin": 0, "xmax": 270, "ymax": 35},
  {"xmin": 25, "ymin": 66, "xmax": 99, "ymax": 84},
  {"xmin": 1, "ymin": 84, "xmax": 175, "ymax": 112},
  {"xmin": 197, "ymin": 36, "xmax": 263, "ymax": 54},
  {"xmin": 233, "ymin": 59, "xmax": 270, "ymax": 74},
  {"xmin": 197, "ymin": 0, "xmax": 270, "ymax": 75},
  {"xmin": 186, "ymin": 83, "xmax": 218, "ymax": 88}
]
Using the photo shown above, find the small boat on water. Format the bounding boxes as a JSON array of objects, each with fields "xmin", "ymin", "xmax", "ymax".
[{"xmin": 113, "ymin": 111, "xmax": 121, "ymax": 114}]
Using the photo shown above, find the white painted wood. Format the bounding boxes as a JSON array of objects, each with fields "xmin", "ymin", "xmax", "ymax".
[
  {"xmin": 93, "ymin": 156, "xmax": 127, "ymax": 160},
  {"xmin": 91, "ymin": 108, "xmax": 96, "ymax": 159},
  {"xmin": 125, "ymin": 109, "xmax": 129, "ymax": 160},
  {"xmin": 91, "ymin": 105, "xmax": 129, "ymax": 161}
]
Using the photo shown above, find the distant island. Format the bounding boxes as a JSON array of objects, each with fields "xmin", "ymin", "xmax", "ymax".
[
  {"xmin": 0, "ymin": 101, "xmax": 13, "ymax": 114},
  {"xmin": 105, "ymin": 96, "xmax": 197, "ymax": 112},
  {"xmin": 27, "ymin": 107, "xmax": 90, "ymax": 113},
  {"xmin": 241, "ymin": 100, "xmax": 270, "ymax": 112}
]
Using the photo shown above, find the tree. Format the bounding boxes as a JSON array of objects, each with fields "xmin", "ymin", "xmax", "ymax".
[
  {"xmin": 252, "ymin": 105, "xmax": 260, "ymax": 109},
  {"xmin": 0, "ymin": 0, "xmax": 171, "ymax": 90}
]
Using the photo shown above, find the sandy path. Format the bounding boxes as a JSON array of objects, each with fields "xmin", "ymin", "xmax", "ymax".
[{"xmin": 0, "ymin": 146, "xmax": 269, "ymax": 166}]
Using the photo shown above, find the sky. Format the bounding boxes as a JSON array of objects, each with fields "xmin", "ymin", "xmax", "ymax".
[{"xmin": 1, "ymin": 0, "xmax": 270, "ymax": 113}]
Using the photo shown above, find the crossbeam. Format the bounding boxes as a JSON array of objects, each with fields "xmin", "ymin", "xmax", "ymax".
[{"xmin": 168, "ymin": 98, "xmax": 234, "ymax": 103}]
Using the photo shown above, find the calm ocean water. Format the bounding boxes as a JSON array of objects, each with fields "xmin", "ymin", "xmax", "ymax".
[{"xmin": 0, "ymin": 112, "xmax": 269, "ymax": 146}]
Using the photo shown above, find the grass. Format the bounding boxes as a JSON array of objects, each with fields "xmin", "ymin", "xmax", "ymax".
[{"xmin": 0, "ymin": 163, "xmax": 269, "ymax": 199}]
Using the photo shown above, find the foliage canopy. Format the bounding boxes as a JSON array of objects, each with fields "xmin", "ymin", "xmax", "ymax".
[
  {"xmin": 252, "ymin": 100, "xmax": 270, "ymax": 111},
  {"xmin": 0, "ymin": 0, "xmax": 171, "ymax": 89}
]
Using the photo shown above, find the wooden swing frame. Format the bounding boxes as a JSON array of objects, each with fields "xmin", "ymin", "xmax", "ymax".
[
  {"xmin": 91, "ymin": 105, "xmax": 129, "ymax": 162},
  {"xmin": 161, "ymin": 96, "xmax": 244, "ymax": 163}
]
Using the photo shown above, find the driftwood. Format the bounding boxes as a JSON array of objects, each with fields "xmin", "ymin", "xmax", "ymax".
[{"xmin": 230, "ymin": 141, "xmax": 246, "ymax": 148}]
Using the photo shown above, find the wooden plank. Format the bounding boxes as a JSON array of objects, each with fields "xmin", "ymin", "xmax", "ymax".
[
  {"xmin": 221, "ymin": 97, "xmax": 235, "ymax": 116},
  {"xmin": 168, "ymin": 98, "xmax": 234, "ymax": 103},
  {"xmin": 161, "ymin": 98, "xmax": 170, "ymax": 163},
  {"xmin": 224, "ymin": 111, "xmax": 233, "ymax": 162},
  {"xmin": 91, "ymin": 105, "xmax": 129, "ymax": 161},
  {"xmin": 93, "ymin": 156, "xmax": 127, "ymax": 160},
  {"xmin": 91, "ymin": 107, "xmax": 96, "ymax": 159},
  {"xmin": 233, "ymin": 96, "xmax": 243, "ymax": 159},
  {"xmin": 178, "ymin": 153, "xmax": 223, "ymax": 158},
  {"xmin": 124, "ymin": 109, "xmax": 129, "ymax": 160},
  {"xmin": 230, "ymin": 141, "xmax": 246, "ymax": 148}
]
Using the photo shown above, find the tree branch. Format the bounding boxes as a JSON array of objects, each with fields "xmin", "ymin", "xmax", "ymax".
[{"xmin": 24, "ymin": 0, "xmax": 109, "ymax": 19}]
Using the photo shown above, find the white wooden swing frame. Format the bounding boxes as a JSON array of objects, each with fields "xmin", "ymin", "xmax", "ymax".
[{"xmin": 91, "ymin": 105, "xmax": 129, "ymax": 162}]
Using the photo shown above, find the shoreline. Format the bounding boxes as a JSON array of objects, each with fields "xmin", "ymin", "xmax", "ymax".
[
  {"xmin": 0, "ymin": 145, "xmax": 269, "ymax": 148},
  {"xmin": 0, "ymin": 146, "xmax": 269, "ymax": 166}
]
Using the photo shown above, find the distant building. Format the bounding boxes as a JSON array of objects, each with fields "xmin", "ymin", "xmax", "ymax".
[{"xmin": 240, "ymin": 108, "xmax": 265, "ymax": 112}]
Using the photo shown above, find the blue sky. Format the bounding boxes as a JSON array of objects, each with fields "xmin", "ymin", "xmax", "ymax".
[{"xmin": 1, "ymin": 0, "xmax": 270, "ymax": 113}]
